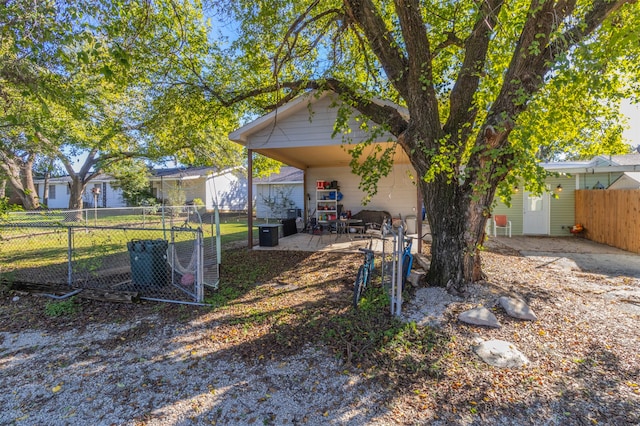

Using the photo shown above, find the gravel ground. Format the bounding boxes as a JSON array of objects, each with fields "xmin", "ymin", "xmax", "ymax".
[
  {"xmin": 1, "ymin": 239, "xmax": 640, "ymax": 425},
  {"xmin": 0, "ymin": 318, "xmax": 386, "ymax": 425}
]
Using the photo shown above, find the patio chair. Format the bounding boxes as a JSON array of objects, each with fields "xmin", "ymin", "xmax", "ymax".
[{"xmin": 493, "ymin": 214, "xmax": 511, "ymax": 238}]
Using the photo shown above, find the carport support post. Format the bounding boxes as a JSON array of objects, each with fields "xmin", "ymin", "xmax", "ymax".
[{"xmin": 248, "ymin": 149, "xmax": 254, "ymax": 249}]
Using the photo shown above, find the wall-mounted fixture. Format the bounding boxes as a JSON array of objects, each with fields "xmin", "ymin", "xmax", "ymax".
[
  {"xmin": 593, "ymin": 181, "xmax": 605, "ymax": 190},
  {"xmin": 514, "ymin": 185, "xmax": 519, "ymax": 193},
  {"xmin": 556, "ymin": 184, "xmax": 563, "ymax": 192}
]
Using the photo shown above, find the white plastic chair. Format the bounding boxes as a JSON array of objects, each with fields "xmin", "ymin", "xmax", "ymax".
[{"xmin": 493, "ymin": 214, "xmax": 511, "ymax": 237}]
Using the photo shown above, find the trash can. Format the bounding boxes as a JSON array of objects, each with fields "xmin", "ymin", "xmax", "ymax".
[
  {"xmin": 127, "ymin": 239, "xmax": 168, "ymax": 286},
  {"xmin": 258, "ymin": 224, "xmax": 280, "ymax": 247},
  {"xmin": 405, "ymin": 215, "xmax": 417, "ymax": 234},
  {"xmin": 281, "ymin": 218, "xmax": 297, "ymax": 237}
]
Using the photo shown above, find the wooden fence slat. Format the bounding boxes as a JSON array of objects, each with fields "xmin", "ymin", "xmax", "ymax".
[{"xmin": 575, "ymin": 189, "xmax": 640, "ymax": 254}]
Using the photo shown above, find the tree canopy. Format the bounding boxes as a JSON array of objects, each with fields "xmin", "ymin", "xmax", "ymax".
[
  {"xmin": 0, "ymin": 0, "xmax": 246, "ymax": 209},
  {"xmin": 194, "ymin": 0, "xmax": 640, "ymax": 292}
]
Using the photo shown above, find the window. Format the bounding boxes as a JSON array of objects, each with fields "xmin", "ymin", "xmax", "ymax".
[{"xmin": 49, "ymin": 185, "xmax": 56, "ymax": 200}]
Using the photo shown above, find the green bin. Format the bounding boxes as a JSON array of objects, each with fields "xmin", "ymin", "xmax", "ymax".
[{"xmin": 127, "ymin": 239, "xmax": 168, "ymax": 286}]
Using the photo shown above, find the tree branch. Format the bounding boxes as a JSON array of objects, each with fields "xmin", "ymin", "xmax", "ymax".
[
  {"xmin": 342, "ymin": 0, "xmax": 409, "ymax": 99},
  {"xmin": 445, "ymin": 0, "xmax": 504, "ymax": 153}
]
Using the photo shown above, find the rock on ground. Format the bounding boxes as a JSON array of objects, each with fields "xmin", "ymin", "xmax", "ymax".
[{"xmin": 473, "ymin": 339, "xmax": 529, "ymax": 368}]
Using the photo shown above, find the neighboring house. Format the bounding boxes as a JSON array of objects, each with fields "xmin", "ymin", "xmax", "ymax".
[
  {"xmin": 32, "ymin": 166, "xmax": 249, "ymax": 211},
  {"xmin": 254, "ymin": 166, "xmax": 304, "ymax": 219},
  {"xmin": 34, "ymin": 175, "xmax": 126, "ymax": 209},
  {"xmin": 229, "ymin": 90, "xmax": 423, "ymax": 237},
  {"xmin": 492, "ymin": 153, "xmax": 640, "ymax": 236},
  {"xmin": 149, "ymin": 166, "xmax": 248, "ymax": 212}
]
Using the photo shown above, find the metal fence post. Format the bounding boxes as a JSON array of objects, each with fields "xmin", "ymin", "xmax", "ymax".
[
  {"xmin": 67, "ymin": 226, "xmax": 73, "ymax": 287},
  {"xmin": 395, "ymin": 226, "xmax": 404, "ymax": 317},
  {"xmin": 196, "ymin": 229, "xmax": 204, "ymax": 302}
]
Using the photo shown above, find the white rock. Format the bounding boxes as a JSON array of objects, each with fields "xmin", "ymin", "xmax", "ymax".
[
  {"xmin": 474, "ymin": 339, "xmax": 529, "ymax": 368},
  {"xmin": 498, "ymin": 296, "xmax": 537, "ymax": 321},
  {"xmin": 12, "ymin": 296, "xmax": 20, "ymax": 302},
  {"xmin": 407, "ymin": 270, "xmax": 426, "ymax": 287},
  {"xmin": 458, "ymin": 307, "xmax": 501, "ymax": 328}
]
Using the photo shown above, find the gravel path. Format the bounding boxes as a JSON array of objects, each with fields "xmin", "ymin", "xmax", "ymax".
[{"xmin": 0, "ymin": 314, "xmax": 389, "ymax": 425}]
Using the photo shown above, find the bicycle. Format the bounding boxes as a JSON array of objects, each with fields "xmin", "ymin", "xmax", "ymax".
[
  {"xmin": 400, "ymin": 234, "xmax": 414, "ymax": 289},
  {"xmin": 353, "ymin": 239, "xmax": 375, "ymax": 308}
]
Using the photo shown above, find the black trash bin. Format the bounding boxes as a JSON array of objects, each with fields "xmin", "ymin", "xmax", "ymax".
[
  {"xmin": 281, "ymin": 218, "xmax": 297, "ymax": 237},
  {"xmin": 258, "ymin": 224, "xmax": 280, "ymax": 247},
  {"xmin": 127, "ymin": 239, "xmax": 168, "ymax": 286}
]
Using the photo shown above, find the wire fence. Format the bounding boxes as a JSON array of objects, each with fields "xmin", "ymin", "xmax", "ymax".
[{"xmin": 0, "ymin": 206, "xmax": 221, "ymax": 304}]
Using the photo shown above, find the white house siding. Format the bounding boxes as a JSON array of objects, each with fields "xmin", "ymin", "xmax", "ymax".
[
  {"xmin": 36, "ymin": 182, "xmax": 69, "ymax": 209},
  {"xmin": 159, "ymin": 179, "xmax": 206, "ymax": 206},
  {"xmin": 36, "ymin": 180, "xmax": 126, "ymax": 209},
  {"xmin": 305, "ymin": 165, "xmax": 419, "ymax": 221},
  {"xmin": 245, "ymin": 94, "xmax": 395, "ymax": 150},
  {"xmin": 206, "ymin": 170, "xmax": 248, "ymax": 212},
  {"xmin": 255, "ymin": 183, "xmax": 304, "ymax": 219}
]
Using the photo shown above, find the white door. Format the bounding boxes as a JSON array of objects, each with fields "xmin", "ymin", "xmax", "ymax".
[{"xmin": 523, "ymin": 192, "xmax": 549, "ymax": 235}]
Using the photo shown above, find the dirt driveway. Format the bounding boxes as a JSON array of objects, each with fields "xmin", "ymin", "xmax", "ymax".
[{"xmin": 494, "ymin": 236, "xmax": 640, "ymax": 278}]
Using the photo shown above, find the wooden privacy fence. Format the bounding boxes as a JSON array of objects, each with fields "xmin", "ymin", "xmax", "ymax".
[{"xmin": 575, "ymin": 189, "xmax": 640, "ymax": 254}]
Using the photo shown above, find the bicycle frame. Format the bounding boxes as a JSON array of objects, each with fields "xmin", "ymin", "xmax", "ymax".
[
  {"xmin": 353, "ymin": 240, "xmax": 375, "ymax": 308},
  {"xmin": 401, "ymin": 235, "xmax": 414, "ymax": 288}
]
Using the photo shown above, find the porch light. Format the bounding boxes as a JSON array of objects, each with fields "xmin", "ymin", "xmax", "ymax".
[
  {"xmin": 556, "ymin": 184, "xmax": 562, "ymax": 192},
  {"xmin": 593, "ymin": 181, "xmax": 605, "ymax": 190},
  {"xmin": 514, "ymin": 185, "xmax": 519, "ymax": 193}
]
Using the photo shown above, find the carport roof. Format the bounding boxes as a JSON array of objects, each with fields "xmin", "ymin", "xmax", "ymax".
[{"xmin": 228, "ymin": 90, "xmax": 410, "ymax": 169}]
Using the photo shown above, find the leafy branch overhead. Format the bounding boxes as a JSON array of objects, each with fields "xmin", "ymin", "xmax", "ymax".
[{"xmin": 201, "ymin": 0, "xmax": 639, "ymax": 291}]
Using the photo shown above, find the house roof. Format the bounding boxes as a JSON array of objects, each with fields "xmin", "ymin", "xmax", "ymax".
[
  {"xmin": 542, "ymin": 153, "xmax": 640, "ymax": 174},
  {"xmin": 150, "ymin": 166, "xmax": 216, "ymax": 179},
  {"xmin": 254, "ymin": 166, "xmax": 303, "ymax": 184},
  {"xmin": 228, "ymin": 90, "xmax": 410, "ymax": 169},
  {"xmin": 609, "ymin": 172, "xmax": 640, "ymax": 189},
  {"xmin": 34, "ymin": 167, "xmax": 243, "ymax": 184}
]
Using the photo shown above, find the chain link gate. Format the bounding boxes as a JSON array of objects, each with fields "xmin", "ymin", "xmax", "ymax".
[{"xmin": 0, "ymin": 207, "xmax": 221, "ymax": 305}]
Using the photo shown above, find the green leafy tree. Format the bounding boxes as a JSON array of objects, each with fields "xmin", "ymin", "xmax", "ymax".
[
  {"xmin": 200, "ymin": 0, "xmax": 640, "ymax": 293},
  {"xmin": 106, "ymin": 159, "xmax": 155, "ymax": 206},
  {"xmin": 1, "ymin": 1, "xmax": 245, "ymax": 211}
]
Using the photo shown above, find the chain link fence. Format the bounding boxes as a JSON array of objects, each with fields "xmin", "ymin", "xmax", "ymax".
[{"xmin": 0, "ymin": 206, "xmax": 220, "ymax": 304}]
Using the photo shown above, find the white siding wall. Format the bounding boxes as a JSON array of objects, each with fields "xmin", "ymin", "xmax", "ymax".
[
  {"xmin": 255, "ymin": 183, "xmax": 304, "ymax": 219},
  {"xmin": 206, "ymin": 170, "xmax": 248, "ymax": 211},
  {"xmin": 38, "ymin": 183, "xmax": 69, "ymax": 209},
  {"xmin": 246, "ymin": 94, "xmax": 395, "ymax": 149},
  {"xmin": 305, "ymin": 165, "xmax": 419, "ymax": 220},
  {"xmin": 82, "ymin": 182, "xmax": 126, "ymax": 208}
]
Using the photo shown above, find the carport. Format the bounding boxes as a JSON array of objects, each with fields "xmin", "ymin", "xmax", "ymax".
[{"xmin": 228, "ymin": 90, "xmax": 425, "ymax": 252}]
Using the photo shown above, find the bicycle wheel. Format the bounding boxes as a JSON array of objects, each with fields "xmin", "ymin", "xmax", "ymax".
[
  {"xmin": 353, "ymin": 265, "xmax": 366, "ymax": 308},
  {"xmin": 401, "ymin": 255, "xmax": 411, "ymax": 290}
]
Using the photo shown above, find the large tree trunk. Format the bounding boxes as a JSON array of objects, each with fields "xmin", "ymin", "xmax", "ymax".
[
  {"xmin": 0, "ymin": 153, "xmax": 40, "ymax": 209},
  {"xmin": 68, "ymin": 176, "xmax": 86, "ymax": 221},
  {"xmin": 420, "ymin": 168, "xmax": 497, "ymax": 295}
]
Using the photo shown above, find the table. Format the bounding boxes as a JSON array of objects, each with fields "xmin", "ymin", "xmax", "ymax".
[
  {"xmin": 308, "ymin": 218, "xmax": 364, "ymax": 245},
  {"xmin": 325, "ymin": 218, "xmax": 365, "ymax": 240}
]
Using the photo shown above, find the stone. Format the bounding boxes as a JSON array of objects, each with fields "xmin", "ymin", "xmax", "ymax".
[
  {"xmin": 498, "ymin": 296, "xmax": 538, "ymax": 321},
  {"xmin": 458, "ymin": 307, "xmax": 501, "ymax": 328},
  {"xmin": 407, "ymin": 269, "xmax": 426, "ymax": 287},
  {"xmin": 474, "ymin": 339, "xmax": 529, "ymax": 368}
]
